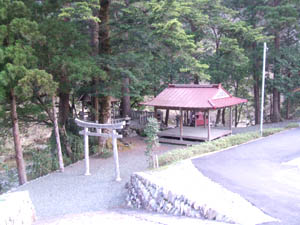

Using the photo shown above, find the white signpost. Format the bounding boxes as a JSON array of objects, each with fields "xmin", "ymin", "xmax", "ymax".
[{"xmin": 75, "ymin": 118, "xmax": 125, "ymax": 181}]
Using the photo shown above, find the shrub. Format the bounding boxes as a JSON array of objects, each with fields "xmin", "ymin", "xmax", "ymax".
[
  {"xmin": 30, "ymin": 147, "xmax": 58, "ymax": 179},
  {"xmin": 284, "ymin": 123, "xmax": 299, "ymax": 129},
  {"xmin": 0, "ymin": 162, "xmax": 18, "ymax": 194},
  {"xmin": 144, "ymin": 118, "xmax": 160, "ymax": 167},
  {"xmin": 262, "ymin": 128, "xmax": 284, "ymax": 137}
]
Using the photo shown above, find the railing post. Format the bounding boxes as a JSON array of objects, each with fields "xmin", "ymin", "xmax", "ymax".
[
  {"xmin": 112, "ymin": 130, "xmax": 121, "ymax": 181},
  {"xmin": 84, "ymin": 127, "xmax": 90, "ymax": 175}
]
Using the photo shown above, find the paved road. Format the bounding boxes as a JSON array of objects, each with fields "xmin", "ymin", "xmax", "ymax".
[{"xmin": 192, "ymin": 128, "xmax": 300, "ymax": 225}]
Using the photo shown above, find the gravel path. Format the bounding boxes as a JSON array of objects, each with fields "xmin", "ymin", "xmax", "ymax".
[{"xmin": 15, "ymin": 136, "xmax": 181, "ymax": 221}]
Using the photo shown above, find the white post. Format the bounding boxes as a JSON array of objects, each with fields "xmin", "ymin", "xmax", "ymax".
[
  {"xmin": 112, "ymin": 130, "xmax": 121, "ymax": 181},
  {"xmin": 229, "ymin": 106, "xmax": 232, "ymax": 133},
  {"xmin": 84, "ymin": 127, "xmax": 90, "ymax": 175},
  {"xmin": 260, "ymin": 42, "xmax": 267, "ymax": 136}
]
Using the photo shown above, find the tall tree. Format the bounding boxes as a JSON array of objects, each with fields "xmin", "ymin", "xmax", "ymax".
[
  {"xmin": 98, "ymin": 0, "xmax": 113, "ymax": 124},
  {"xmin": 0, "ymin": 1, "xmax": 41, "ymax": 184},
  {"xmin": 262, "ymin": 0, "xmax": 299, "ymax": 122}
]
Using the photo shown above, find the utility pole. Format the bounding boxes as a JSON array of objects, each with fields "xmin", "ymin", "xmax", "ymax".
[{"xmin": 260, "ymin": 42, "xmax": 267, "ymax": 136}]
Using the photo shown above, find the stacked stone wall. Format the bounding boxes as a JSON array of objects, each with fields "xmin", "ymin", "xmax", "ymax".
[{"xmin": 126, "ymin": 172, "xmax": 231, "ymax": 222}]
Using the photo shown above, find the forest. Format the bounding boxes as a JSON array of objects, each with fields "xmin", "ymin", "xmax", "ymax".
[{"xmin": 0, "ymin": 0, "xmax": 300, "ymax": 187}]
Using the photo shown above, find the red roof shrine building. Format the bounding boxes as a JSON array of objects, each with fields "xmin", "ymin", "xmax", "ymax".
[{"xmin": 142, "ymin": 84, "xmax": 247, "ymax": 145}]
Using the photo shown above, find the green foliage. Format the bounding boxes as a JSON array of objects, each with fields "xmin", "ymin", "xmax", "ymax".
[
  {"xmin": 49, "ymin": 129, "xmax": 84, "ymax": 165},
  {"xmin": 262, "ymin": 128, "xmax": 284, "ymax": 137},
  {"xmin": 30, "ymin": 147, "xmax": 58, "ymax": 179},
  {"xmin": 0, "ymin": 161, "xmax": 18, "ymax": 194},
  {"xmin": 17, "ymin": 69, "xmax": 58, "ymax": 98},
  {"xmin": 284, "ymin": 123, "xmax": 300, "ymax": 129},
  {"xmin": 144, "ymin": 117, "xmax": 160, "ymax": 157},
  {"xmin": 59, "ymin": 1, "xmax": 100, "ymax": 22},
  {"xmin": 67, "ymin": 133, "xmax": 84, "ymax": 162}
]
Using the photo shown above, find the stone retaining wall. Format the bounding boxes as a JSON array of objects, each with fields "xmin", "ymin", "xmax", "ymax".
[
  {"xmin": 125, "ymin": 172, "xmax": 231, "ymax": 223},
  {"xmin": 0, "ymin": 191, "xmax": 36, "ymax": 225}
]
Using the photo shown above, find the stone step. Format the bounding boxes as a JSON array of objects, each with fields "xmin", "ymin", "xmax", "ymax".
[{"xmin": 159, "ymin": 137, "xmax": 201, "ymax": 146}]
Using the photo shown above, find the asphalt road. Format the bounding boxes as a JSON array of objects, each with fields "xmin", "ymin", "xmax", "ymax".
[{"xmin": 192, "ymin": 127, "xmax": 300, "ymax": 225}]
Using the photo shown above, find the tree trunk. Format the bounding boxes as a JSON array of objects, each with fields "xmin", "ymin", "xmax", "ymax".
[
  {"xmin": 99, "ymin": 96, "xmax": 111, "ymax": 149},
  {"xmin": 253, "ymin": 82, "xmax": 260, "ymax": 124},
  {"xmin": 99, "ymin": 0, "xmax": 111, "ymax": 55},
  {"xmin": 250, "ymin": 42, "xmax": 260, "ymax": 125},
  {"xmin": 121, "ymin": 77, "xmax": 131, "ymax": 117},
  {"xmin": 98, "ymin": 0, "xmax": 112, "ymax": 128},
  {"xmin": 58, "ymin": 91, "xmax": 70, "ymax": 126},
  {"xmin": 10, "ymin": 89, "xmax": 27, "ymax": 185},
  {"xmin": 235, "ymin": 106, "xmax": 238, "ymax": 127},
  {"xmin": 100, "ymin": 96, "xmax": 111, "ymax": 124},
  {"xmin": 88, "ymin": 4, "xmax": 102, "ymax": 151},
  {"xmin": 272, "ymin": 88, "xmax": 281, "ymax": 122},
  {"xmin": 89, "ymin": 10, "xmax": 99, "ymax": 56},
  {"xmin": 272, "ymin": 32, "xmax": 281, "ymax": 122},
  {"xmin": 59, "ymin": 126, "xmax": 73, "ymax": 161},
  {"xmin": 52, "ymin": 96, "xmax": 64, "ymax": 172},
  {"xmin": 286, "ymin": 98, "xmax": 290, "ymax": 119}
]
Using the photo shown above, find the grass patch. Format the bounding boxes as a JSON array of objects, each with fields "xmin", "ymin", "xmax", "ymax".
[
  {"xmin": 262, "ymin": 128, "xmax": 284, "ymax": 136},
  {"xmin": 158, "ymin": 127, "xmax": 289, "ymax": 167},
  {"xmin": 284, "ymin": 122, "xmax": 299, "ymax": 129}
]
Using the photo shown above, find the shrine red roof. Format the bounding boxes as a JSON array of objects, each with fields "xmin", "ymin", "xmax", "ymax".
[{"xmin": 141, "ymin": 84, "xmax": 247, "ymax": 110}]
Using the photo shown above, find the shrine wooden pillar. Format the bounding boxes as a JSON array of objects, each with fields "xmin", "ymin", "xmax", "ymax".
[
  {"xmin": 154, "ymin": 106, "xmax": 158, "ymax": 120},
  {"xmin": 180, "ymin": 108, "xmax": 183, "ymax": 140},
  {"xmin": 207, "ymin": 110, "xmax": 211, "ymax": 141},
  {"xmin": 204, "ymin": 111, "xmax": 207, "ymax": 128},
  {"xmin": 229, "ymin": 106, "xmax": 232, "ymax": 133}
]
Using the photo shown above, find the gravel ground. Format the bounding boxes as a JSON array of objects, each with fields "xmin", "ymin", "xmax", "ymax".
[
  {"xmin": 14, "ymin": 137, "xmax": 180, "ymax": 220},
  {"xmin": 12, "ymin": 119, "xmax": 299, "ymax": 224}
]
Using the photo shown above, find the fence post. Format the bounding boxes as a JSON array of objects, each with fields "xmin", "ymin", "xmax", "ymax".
[
  {"xmin": 112, "ymin": 130, "xmax": 121, "ymax": 181},
  {"xmin": 84, "ymin": 127, "xmax": 90, "ymax": 175}
]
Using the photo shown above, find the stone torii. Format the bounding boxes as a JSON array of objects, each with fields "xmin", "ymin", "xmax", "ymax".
[{"xmin": 75, "ymin": 118, "xmax": 125, "ymax": 181}]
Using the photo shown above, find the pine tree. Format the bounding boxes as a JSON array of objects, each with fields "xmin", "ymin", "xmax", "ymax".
[{"xmin": 0, "ymin": 1, "xmax": 56, "ymax": 184}]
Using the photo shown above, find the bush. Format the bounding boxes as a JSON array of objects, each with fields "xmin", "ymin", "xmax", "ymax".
[
  {"xmin": 30, "ymin": 147, "xmax": 58, "ymax": 179},
  {"xmin": 144, "ymin": 118, "xmax": 160, "ymax": 167},
  {"xmin": 262, "ymin": 128, "xmax": 284, "ymax": 137},
  {"xmin": 67, "ymin": 133, "xmax": 84, "ymax": 162},
  {"xmin": 0, "ymin": 162, "xmax": 18, "ymax": 194},
  {"xmin": 284, "ymin": 123, "xmax": 299, "ymax": 129}
]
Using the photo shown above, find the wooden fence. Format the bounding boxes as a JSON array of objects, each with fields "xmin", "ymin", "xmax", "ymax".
[{"xmin": 130, "ymin": 110, "xmax": 154, "ymax": 124}]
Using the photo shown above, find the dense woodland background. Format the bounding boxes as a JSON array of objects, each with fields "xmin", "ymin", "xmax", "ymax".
[{"xmin": 1, "ymin": 0, "xmax": 300, "ymax": 186}]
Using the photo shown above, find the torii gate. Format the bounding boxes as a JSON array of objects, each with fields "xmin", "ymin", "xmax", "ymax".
[{"xmin": 75, "ymin": 118, "xmax": 125, "ymax": 181}]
